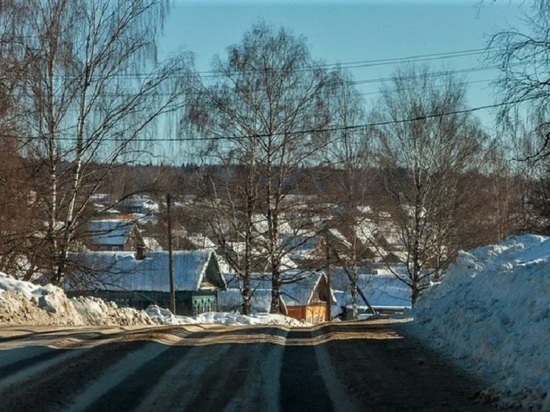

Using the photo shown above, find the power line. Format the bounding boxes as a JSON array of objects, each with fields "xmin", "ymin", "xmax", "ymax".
[
  {"xmin": 21, "ymin": 96, "xmax": 536, "ymax": 144},
  {"xmin": 319, "ymin": 48, "xmax": 491, "ymax": 70},
  {"xmin": 358, "ymin": 78, "xmax": 494, "ymax": 97},
  {"xmin": 353, "ymin": 64, "xmax": 504, "ymax": 86},
  {"xmin": 35, "ymin": 47, "xmax": 496, "ymax": 80},
  {"xmin": 54, "ymin": 75, "xmax": 496, "ymax": 99},
  {"xmin": 164, "ymin": 99, "xmax": 528, "ymax": 142},
  {"xmin": 30, "ymin": 63, "xmax": 503, "ymax": 101},
  {"xmin": 196, "ymin": 47, "xmax": 495, "ymax": 78}
]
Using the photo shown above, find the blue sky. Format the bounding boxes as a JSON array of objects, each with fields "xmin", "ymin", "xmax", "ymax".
[{"xmin": 160, "ymin": 0, "xmax": 526, "ymax": 128}]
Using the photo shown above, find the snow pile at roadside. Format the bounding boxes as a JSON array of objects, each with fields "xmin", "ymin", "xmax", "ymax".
[
  {"xmin": 70, "ymin": 296, "xmax": 153, "ymax": 326},
  {"xmin": 412, "ymin": 235, "xmax": 550, "ymax": 410},
  {"xmin": 0, "ymin": 272, "xmax": 153, "ymax": 326},
  {"xmin": 0, "ymin": 272, "xmax": 308, "ymax": 327},
  {"xmin": 146, "ymin": 305, "xmax": 308, "ymax": 327}
]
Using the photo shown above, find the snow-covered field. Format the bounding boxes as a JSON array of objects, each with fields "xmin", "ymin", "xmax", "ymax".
[
  {"xmin": 0, "ymin": 235, "xmax": 548, "ymax": 409},
  {"xmin": 410, "ymin": 235, "xmax": 550, "ymax": 410}
]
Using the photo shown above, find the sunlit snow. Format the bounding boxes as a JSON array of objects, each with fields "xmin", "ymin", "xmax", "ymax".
[{"xmin": 410, "ymin": 235, "xmax": 550, "ymax": 410}]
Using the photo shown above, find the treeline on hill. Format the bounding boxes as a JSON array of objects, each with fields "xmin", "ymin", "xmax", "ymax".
[{"xmin": 0, "ymin": 156, "xmax": 533, "ymax": 271}]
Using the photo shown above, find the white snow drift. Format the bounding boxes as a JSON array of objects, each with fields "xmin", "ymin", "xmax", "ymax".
[
  {"xmin": 412, "ymin": 234, "xmax": 550, "ymax": 410},
  {"xmin": 0, "ymin": 272, "xmax": 153, "ymax": 326}
]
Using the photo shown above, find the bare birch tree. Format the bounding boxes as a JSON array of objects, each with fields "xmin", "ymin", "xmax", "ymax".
[
  {"xmin": 185, "ymin": 22, "xmax": 339, "ymax": 313},
  {"xmin": 191, "ymin": 163, "xmax": 264, "ymax": 316},
  {"xmin": 370, "ymin": 65, "xmax": 486, "ymax": 304},
  {"xmin": 489, "ymin": 0, "xmax": 550, "ymax": 158},
  {"xmin": 0, "ymin": 43, "xmax": 37, "ymax": 277},
  {"xmin": 0, "ymin": 0, "xmax": 194, "ymax": 284},
  {"xmin": 322, "ymin": 68, "xmax": 374, "ymax": 318}
]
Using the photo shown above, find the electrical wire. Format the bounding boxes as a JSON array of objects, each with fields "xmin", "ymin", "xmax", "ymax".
[{"xmin": 19, "ymin": 95, "xmax": 537, "ymax": 143}]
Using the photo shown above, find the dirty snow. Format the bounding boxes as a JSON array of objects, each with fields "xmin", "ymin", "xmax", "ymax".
[
  {"xmin": 0, "ymin": 272, "xmax": 153, "ymax": 326},
  {"xmin": 410, "ymin": 235, "xmax": 550, "ymax": 410},
  {"xmin": 0, "ymin": 272, "xmax": 304, "ymax": 327}
]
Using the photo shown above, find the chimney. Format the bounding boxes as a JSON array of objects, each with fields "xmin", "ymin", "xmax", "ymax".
[{"xmin": 136, "ymin": 245, "xmax": 145, "ymax": 260}]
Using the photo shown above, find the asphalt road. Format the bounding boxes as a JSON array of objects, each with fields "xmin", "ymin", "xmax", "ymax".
[{"xmin": 0, "ymin": 319, "xmax": 492, "ymax": 411}]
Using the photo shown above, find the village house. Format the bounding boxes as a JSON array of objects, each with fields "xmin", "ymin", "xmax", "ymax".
[
  {"xmin": 66, "ymin": 250, "xmax": 226, "ymax": 316},
  {"xmin": 219, "ymin": 271, "xmax": 335, "ymax": 323},
  {"xmin": 86, "ymin": 219, "xmax": 146, "ymax": 254},
  {"xmin": 280, "ymin": 271, "xmax": 335, "ymax": 323},
  {"xmin": 123, "ymin": 197, "xmax": 159, "ymax": 215}
]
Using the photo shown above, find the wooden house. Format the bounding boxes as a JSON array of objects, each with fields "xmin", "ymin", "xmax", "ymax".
[
  {"xmin": 86, "ymin": 219, "xmax": 145, "ymax": 253},
  {"xmin": 219, "ymin": 271, "xmax": 335, "ymax": 323},
  {"xmin": 280, "ymin": 271, "xmax": 335, "ymax": 323},
  {"xmin": 123, "ymin": 197, "xmax": 159, "ymax": 215},
  {"xmin": 66, "ymin": 250, "xmax": 226, "ymax": 316}
]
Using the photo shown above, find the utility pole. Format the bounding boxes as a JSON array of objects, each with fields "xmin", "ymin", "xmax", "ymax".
[
  {"xmin": 324, "ymin": 224, "xmax": 332, "ymax": 322},
  {"xmin": 332, "ymin": 248, "xmax": 377, "ymax": 316},
  {"xmin": 166, "ymin": 193, "xmax": 176, "ymax": 314}
]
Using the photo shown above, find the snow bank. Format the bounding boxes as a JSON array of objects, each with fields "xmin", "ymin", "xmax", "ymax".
[
  {"xmin": 146, "ymin": 305, "xmax": 308, "ymax": 327},
  {"xmin": 412, "ymin": 235, "xmax": 550, "ymax": 410},
  {"xmin": 0, "ymin": 273, "xmax": 307, "ymax": 328},
  {"xmin": 0, "ymin": 272, "xmax": 153, "ymax": 326}
]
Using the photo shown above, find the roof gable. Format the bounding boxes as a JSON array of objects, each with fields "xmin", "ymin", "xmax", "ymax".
[{"xmin": 280, "ymin": 271, "xmax": 334, "ymax": 306}]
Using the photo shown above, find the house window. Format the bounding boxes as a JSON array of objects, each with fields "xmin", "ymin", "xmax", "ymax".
[{"xmin": 192, "ymin": 295, "xmax": 216, "ymax": 315}]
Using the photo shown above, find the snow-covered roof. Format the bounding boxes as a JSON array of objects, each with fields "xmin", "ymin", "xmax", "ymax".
[
  {"xmin": 280, "ymin": 272, "xmax": 319, "ymax": 306},
  {"xmin": 88, "ymin": 220, "xmax": 135, "ymax": 246},
  {"xmin": 328, "ymin": 228, "xmax": 352, "ymax": 249},
  {"xmin": 353, "ymin": 219, "xmax": 378, "ymax": 243},
  {"xmin": 283, "ymin": 234, "xmax": 321, "ymax": 260},
  {"xmin": 251, "ymin": 214, "xmax": 269, "ymax": 234},
  {"xmin": 187, "ymin": 235, "xmax": 216, "ymax": 249},
  {"xmin": 334, "ymin": 273, "xmax": 411, "ymax": 309},
  {"xmin": 356, "ymin": 205, "xmax": 372, "ymax": 214},
  {"xmin": 223, "ymin": 273, "xmax": 271, "ymax": 290},
  {"xmin": 125, "ymin": 197, "xmax": 157, "ymax": 207},
  {"xmin": 143, "ymin": 237, "xmax": 162, "ymax": 251},
  {"xmin": 68, "ymin": 250, "xmax": 226, "ymax": 292},
  {"xmin": 222, "ymin": 270, "xmax": 335, "ymax": 308}
]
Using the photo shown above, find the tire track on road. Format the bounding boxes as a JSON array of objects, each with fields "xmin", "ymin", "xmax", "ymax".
[
  {"xmin": 136, "ymin": 326, "xmax": 286, "ymax": 411},
  {"xmin": 0, "ymin": 340, "xmax": 150, "ymax": 412},
  {"xmin": 0, "ymin": 326, "xmax": 216, "ymax": 411},
  {"xmin": 279, "ymin": 328, "xmax": 335, "ymax": 412}
]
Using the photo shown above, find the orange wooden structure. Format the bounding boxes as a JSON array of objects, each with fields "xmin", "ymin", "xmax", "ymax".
[{"xmin": 281, "ymin": 272, "xmax": 334, "ymax": 323}]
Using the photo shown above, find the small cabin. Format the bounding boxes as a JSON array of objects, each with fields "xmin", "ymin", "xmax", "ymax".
[
  {"xmin": 219, "ymin": 271, "xmax": 335, "ymax": 323},
  {"xmin": 280, "ymin": 271, "xmax": 335, "ymax": 323},
  {"xmin": 86, "ymin": 219, "xmax": 145, "ymax": 252},
  {"xmin": 66, "ymin": 250, "xmax": 226, "ymax": 316}
]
